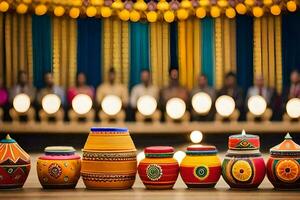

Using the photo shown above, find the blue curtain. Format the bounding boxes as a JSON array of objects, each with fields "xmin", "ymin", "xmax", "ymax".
[
  {"xmin": 32, "ymin": 15, "xmax": 52, "ymax": 89},
  {"xmin": 170, "ymin": 22, "xmax": 178, "ymax": 69},
  {"xmin": 129, "ymin": 22, "xmax": 149, "ymax": 89},
  {"xmin": 282, "ymin": 11, "xmax": 300, "ymax": 87},
  {"xmin": 77, "ymin": 18, "xmax": 102, "ymax": 88},
  {"xmin": 236, "ymin": 15, "xmax": 253, "ymax": 92},
  {"xmin": 201, "ymin": 17, "xmax": 215, "ymax": 86}
]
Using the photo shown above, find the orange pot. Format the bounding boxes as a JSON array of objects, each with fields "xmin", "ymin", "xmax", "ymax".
[
  {"xmin": 37, "ymin": 146, "xmax": 81, "ymax": 189},
  {"xmin": 81, "ymin": 127, "xmax": 137, "ymax": 189}
]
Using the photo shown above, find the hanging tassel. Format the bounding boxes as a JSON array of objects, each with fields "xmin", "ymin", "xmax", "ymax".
[
  {"xmin": 69, "ymin": 19, "xmax": 77, "ymax": 87},
  {"xmin": 12, "ymin": 13, "xmax": 18, "ymax": 84},
  {"xmin": 214, "ymin": 17, "xmax": 223, "ymax": 89},
  {"xmin": 26, "ymin": 15, "xmax": 33, "ymax": 85},
  {"xmin": 52, "ymin": 17, "xmax": 61, "ymax": 86},
  {"xmin": 193, "ymin": 18, "xmax": 201, "ymax": 85},
  {"xmin": 186, "ymin": 19, "xmax": 194, "ymax": 90},
  {"xmin": 162, "ymin": 22, "xmax": 169, "ymax": 87},
  {"xmin": 267, "ymin": 15, "xmax": 275, "ymax": 88},
  {"xmin": 103, "ymin": 18, "xmax": 112, "ymax": 82},
  {"xmin": 261, "ymin": 16, "xmax": 269, "ymax": 86},
  {"xmin": 275, "ymin": 16, "xmax": 282, "ymax": 94},
  {"xmin": 253, "ymin": 18, "xmax": 262, "ymax": 79},
  {"xmin": 5, "ymin": 13, "xmax": 12, "ymax": 87},
  {"xmin": 121, "ymin": 21, "xmax": 129, "ymax": 87}
]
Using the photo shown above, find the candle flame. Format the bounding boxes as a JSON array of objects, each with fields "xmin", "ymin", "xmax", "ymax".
[{"xmin": 242, "ymin": 129, "xmax": 246, "ymax": 136}]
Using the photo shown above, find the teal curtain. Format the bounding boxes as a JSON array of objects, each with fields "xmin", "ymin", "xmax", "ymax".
[
  {"xmin": 32, "ymin": 15, "xmax": 52, "ymax": 89},
  {"xmin": 170, "ymin": 22, "xmax": 178, "ymax": 69},
  {"xmin": 282, "ymin": 11, "xmax": 300, "ymax": 88},
  {"xmin": 77, "ymin": 18, "xmax": 102, "ymax": 88},
  {"xmin": 236, "ymin": 15, "xmax": 253, "ymax": 92},
  {"xmin": 130, "ymin": 22, "xmax": 149, "ymax": 89},
  {"xmin": 201, "ymin": 17, "xmax": 215, "ymax": 86}
]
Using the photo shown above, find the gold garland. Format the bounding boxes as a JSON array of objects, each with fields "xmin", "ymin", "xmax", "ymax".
[
  {"xmin": 1, "ymin": 0, "xmax": 297, "ymax": 22},
  {"xmin": 52, "ymin": 17, "xmax": 61, "ymax": 86},
  {"xmin": 112, "ymin": 18, "xmax": 121, "ymax": 84},
  {"xmin": 193, "ymin": 18, "xmax": 201, "ymax": 83},
  {"xmin": 253, "ymin": 18, "xmax": 262, "ymax": 78},
  {"xmin": 61, "ymin": 17, "xmax": 68, "ymax": 88},
  {"xmin": 230, "ymin": 19, "xmax": 237, "ymax": 72},
  {"xmin": 0, "ymin": 13, "xmax": 3, "ymax": 80},
  {"xmin": 267, "ymin": 15, "xmax": 275, "ymax": 88},
  {"xmin": 261, "ymin": 16, "xmax": 269, "ymax": 86},
  {"xmin": 19, "ymin": 14, "xmax": 26, "ymax": 71},
  {"xmin": 150, "ymin": 22, "xmax": 158, "ymax": 86},
  {"xmin": 178, "ymin": 20, "xmax": 187, "ymax": 87},
  {"xmin": 223, "ymin": 17, "xmax": 231, "ymax": 74},
  {"xmin": 121, "ymin": 21, "xmax": 129, "ymax": 87},
  {"xmin": 214, "ymin": 17, "xmax": 223, "ymax": 89},
  {"xmin": 186, "ymin": 19, "xmax": 194, "ymax": 90},
  {"xmin": 162, "ymin": 21, "xmax": 169, "ymax": 87},
  {"xmin": 103, "ymin": 18, "xmax": 112, "ymax": 82},
  {"xmin": 12, "ymin": 13, "xmax": 18, "ymax": 83}
]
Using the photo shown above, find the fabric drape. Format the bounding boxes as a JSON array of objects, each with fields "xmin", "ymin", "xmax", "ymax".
[
  {"xmin": 32, "ymin": 14, "xmax": 52, "ymax": 89},
  {"xmin": 77, "ymin": 18, "xmax": 102, "ymax": 88},
  {"xmin": 129, "ymin": 22, "xmax": 149, "ymax": 89}
]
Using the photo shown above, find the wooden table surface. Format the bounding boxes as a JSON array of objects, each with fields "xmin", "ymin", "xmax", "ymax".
[{"xmin": 1, "ymin": 153, "xmax": 299, "ymax": 200}]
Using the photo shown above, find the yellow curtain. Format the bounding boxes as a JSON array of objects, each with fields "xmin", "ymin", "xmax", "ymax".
[
  {"xmin": 253, "ymin": 15, "xmax": 282, "ymax": 93},
  {"xmin": 52, "ymin": 17, "xmax": 77, "ymax": 88},
  {"xmin": 4, "ymin": 13, "xmax": 32, "ymax": 87},
  {"xmin": 177, "ymin": 19, "xmax": 202, "ymax": 90},
  {"xmin": 102, "ymin": 18, "xmax": 129, "ymax": 86},
  {"xmin": 150, "ymin": 21, "xmax": 170, "ymax": 87},
  {"xmin": 214, "ymin": 17, "xmax": 237, "ymax": 89}
]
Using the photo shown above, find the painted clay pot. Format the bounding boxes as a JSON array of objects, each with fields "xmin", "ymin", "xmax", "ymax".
[
  {"xmin": 81, "ymin": 127, "xmax": 137, "ymax": 189},
  {"xmin": 222, "ymin": 130, "xmax": 266, "ymax": 189},
  {"xmin": 138, "ymin": 146, "xmax": 179, "ymax": 189},
  {"xmin": 180, "ymin": 145, "xmax": 221, "ymax": 188},
  {"xmin": 37, "ymin": 146, "xmax": 81, "ymax": 189},
  {"xmin": 267, "ymin": 133, "xmax": 300, "ymax": 189},
  {"xmin": 0, "ymin": 134, "xmax": 31, "ymax": 189}
]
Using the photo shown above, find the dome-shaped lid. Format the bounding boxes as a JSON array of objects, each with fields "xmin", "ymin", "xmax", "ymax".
[
  {"xmin": 44, "ymin": 146, "xmax": 76, "ymax": 156},
  {"xmin": 186, "ymin": 144, "xmax": 218, "ymax": 155},
  {"xmin": 91, "ymin": 127, "xmax": 128, "ymax": 132},
  {"xmin": 144, "ymin": 146, "xmax": 174, "ymax": 158},
  {"xmin": 270, "ymin": 133, "xmax": 300, "ymax": 156},
  {"xmin": 0, "ymin": 134, "xmax": 30, "ymax": 164},
  {"xmin": 228, "ymin": 130, "xmax": 260, "ymax": 150}
]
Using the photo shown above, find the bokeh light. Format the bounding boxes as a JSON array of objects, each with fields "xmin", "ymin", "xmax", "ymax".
[
  {"xmin": 42, "ymin": 94, "xmax": 61, "ymax": 115},
  {"xmin": 13, "ymin": 93, "xmax": 31, "ymax": 113},
  {"xmin": 191, "ymin": 92, "xmax": 212, "ymax": 114},
  {"xmin": 215, "ymin": 95, "xmax": 235, "ymax": 117},
  {"xmin": 247, "ymin": 95, "xmax": 267, "ymax": 116},
  {"xmin": 101, "ymin": 95, "xmax": 122, "ymax": 116},
  {"xmin": 166, "ymin": 98, "xmax": 186, "ymax": 120},
  {"xmin": 137, "ymin": 95, "xmax": 157, "ymax": 116},
  {"xmin": 286, "ymin": 98, "xmax": 300, "ymax": 119},
  {"xmin": 72, "ymin": 94, "xmax": 93, "ymax": 115}
]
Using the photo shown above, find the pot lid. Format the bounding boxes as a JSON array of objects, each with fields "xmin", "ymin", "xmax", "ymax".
[
  {"xmin": 91, "ymin": 127, "xmax": 128, "ymax": 132},
  {"xmin": 186, "ymin": 144, "xmax": 218, "ymax": 155},
  {"xmin": 270, "ymin": 133, "xmax": 300, "ymax": 155},
  {"xmin": 44, "ymin": 146, "xmax": 76, "ymax": 155},
  {"xmin": 144, "ymin": 146, "xmax": 174, "ymax": 157},
  {"xmin": 0, "ymin": 134, "xmax": 30, "ymax": 164},
  {"xmin": 228, "ymin": 130, "xmax": 260, "ymax": 150}
]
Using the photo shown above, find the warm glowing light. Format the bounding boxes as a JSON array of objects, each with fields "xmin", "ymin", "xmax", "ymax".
[
  {"xmin": 247, "ymin": 95, "xmax": 267, "ymax": 116},
  {"xmin": 137, "ymin": 151, "xmax": 145, "ymax": 164},
  {"xmin": 13, "ymin": 93, "xmax": 31, "ymax": 113},
  {"xmin": 190, "ymin": 130, "xmax": 203, "ymax": 144},
  {"xmin": 166, "ymin": 98, "xmax": 186, "ymax": 120},
  {"xmin": 137, "ymin": 95, "xmax": 157, "ymax": 116},
  {"xmin": 191, "ymin": 92, "xmax": 212, "ymax": 114},
  {"xmin": 286, "ymin": 98, "xmax": 300, "ymax": 119},
  {"xmin": 72, "ymin": 94, "xmax": 93, "ymax": 115},
  {"xmin": 215, "ymin": 95, "xmax": 235, "ymax": 117},
  {"xmin": 101, "ymin": 95, "xmax": 122, "ymax": 116},
  {"xmin": 173, "ymin": 151, "xmax": 186, "ymax": 164},
  {"xmin": 242, "ymin": 129, "xmax": 246, "ymax": 136},
  {"xmin": 42, "ymin": 94, "xmax": 61, "ymax": 115}
]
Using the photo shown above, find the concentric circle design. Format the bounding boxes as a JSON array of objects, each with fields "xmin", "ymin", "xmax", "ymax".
[
  {"xmin": 194, "ymin": 165, "xmax": 209, "ymax": 180},
  {"xmin": 146, "ymin": 164, "xmax": 162, "ymax": 181},
  {"xmin": 231, "ymin": 160, "xmax": 252, "ymax": 182},
  {"xmin": 48, "ymin": 163, "xmax": 62, "ymax": 179},
  {"xmin": 275, "ymin": 159, "xmax": 300, "ymax": 183}
]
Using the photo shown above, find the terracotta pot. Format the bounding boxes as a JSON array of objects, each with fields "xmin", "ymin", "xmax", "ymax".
[
  {"xmin": 138, "ymin": 146, "xmax": 179, "ymax": 189},
  {"xmin": 180, "ymin": 145, "xmax": 221, "ymax": 188},
  {"xmin": 222, "ymin": 131, "xmax": 266, "ymax": 188},
  {"xmin": 81, "ymin": 127, "xmax": 137, "ymax": 189},
  {"xmin": 0, "ymin": 134, "xmax": 31, "ymax": 189},
  {"xmin": 267, "ymin": 133, "xmax": 300, "ymax": 189},
  {"xmin": 37, "ymin": 146, "xmax": 81, "ymax": 189}
]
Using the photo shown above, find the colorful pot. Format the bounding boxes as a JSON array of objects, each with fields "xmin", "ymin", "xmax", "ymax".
[
  {"xmin": 0, "ymin": 134, "xmax": 31, "ymax": 189},
  {"xmin": 180, "ymin": 145, "xmax": 221, "ymax": 188},
  {"xmin": 81, "ymin": 127, "xmax": 137, "ymax": 189},
  {"xmin": 267, "ymin": 133, "xmax": 300, "ymax": 189},
  {"xmin": 138, "ymin": 146, "xmax": 179, "ymax": 189},
  {"xmin": 222, "ymin": 130, "xmax": 266, "ymax": 188},
  {"xmin": 37, "ymin": 146, "xmax": 81, "ymax": 189}
]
